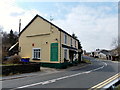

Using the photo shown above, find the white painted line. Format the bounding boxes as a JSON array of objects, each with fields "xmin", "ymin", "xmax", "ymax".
[
  {"xmin": 42, "ymin": 81, "xmax": 51, "ymax": 85},
  {"xmin": 12, "ymin": 61, "xmax": 107, "ymax": 90},
  {"xmin": 16, "ymin": 82, "xmax": 43, "ymax": 89},
  {"xmin": 42, "ymin": 79, "xmax": 56, "ymax": 85},
  {"xmin": 104, "ymin": 62, "xmax": 108, "ymax": 66}
]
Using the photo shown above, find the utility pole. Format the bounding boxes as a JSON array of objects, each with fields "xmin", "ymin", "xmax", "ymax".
[
  {"xmin": 19, "ymin": 19, "xmax": 21, "ymax": 36},
  {"xmin": 18, "ymin": 19, "xmax": 21, "ymax": 53}
]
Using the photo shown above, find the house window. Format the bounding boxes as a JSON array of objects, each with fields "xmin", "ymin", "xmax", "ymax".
[
  {"xmin": 64, "ymin": 49, "xmax": 67, "ymax": 60},
  {"xmin": 75, "ymin": 40, "xmax": 76, "ymax": 48},
  {"xmin": 73, "ymin": 54, "xmax": 77, "ymax": 61},
  {"xmin": 64, "ymin": 34, "xmax": 67, "ymax": 44},
  {"xmin": 32, "ymin": 48, "xmax": 41, "ymax": 60},
  {"xmin": 71, "ymin": 38, "xmax": 72, "ymax": 46}
]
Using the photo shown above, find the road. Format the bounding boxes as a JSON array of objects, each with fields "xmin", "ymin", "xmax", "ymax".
[{"xmin": 2, "ymin": 56, "xmax": 120, "ymax": 89}]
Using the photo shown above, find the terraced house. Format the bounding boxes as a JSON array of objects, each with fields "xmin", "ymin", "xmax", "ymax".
[{"xmin": 19, "ymin": 14, "xmax": 82, "ymax": 68}]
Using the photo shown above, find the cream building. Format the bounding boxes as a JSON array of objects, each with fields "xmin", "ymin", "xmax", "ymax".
[{"xmin": 19, "ymin": 14, "xmax": 81, "ymax": 68}]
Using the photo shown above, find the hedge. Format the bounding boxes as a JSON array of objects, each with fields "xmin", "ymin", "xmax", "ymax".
[{"xmin": 2, "ymin": 63, "xmax": 41, "ymax": 76}]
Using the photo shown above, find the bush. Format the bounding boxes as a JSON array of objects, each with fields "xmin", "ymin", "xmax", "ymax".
[
  {"xmin": 2, "ymin": 63, "xmax": 41, "ymax": 76},
  {"xmin": 6, "ymin": 55, "xmax": 21, "ymax": 64}
]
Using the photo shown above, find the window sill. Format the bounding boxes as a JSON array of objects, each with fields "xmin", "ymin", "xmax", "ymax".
[{"xmin": 32, "ymin": 58, "xmax": 40, "ymax": 60}]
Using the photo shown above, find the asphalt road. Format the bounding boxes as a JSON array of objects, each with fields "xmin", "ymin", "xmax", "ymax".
[{"xmin": 2, "ymin": 56, "xmax": 120, "ymax": 89}]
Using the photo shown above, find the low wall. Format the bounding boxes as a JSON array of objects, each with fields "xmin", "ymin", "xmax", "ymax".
[
  {"xmin": 2, "ymin": 63, "xmax": 41, "ymax": 76},
  {"xmin": 41, "ymin": 61, "xmax": 79, "ymax": 69}
]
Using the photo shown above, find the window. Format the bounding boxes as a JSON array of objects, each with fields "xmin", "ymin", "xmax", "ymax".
[
  {"xmin": 71, "ymin": 38, "xmax": 72, "ymax": 46},
  {"xmin": 32, "ymin": 48, "xmax": 41, "ymax": 60},
  {"xmin": 64, "ymin": 34, "xmax": 67, "ymax": 44},
  {"xmin": 75, "ymin": 40, "xmax": 76, "ymax": 48},
  {"xmin": 73, "ymin": 54, "xmax": 77, "ymax": 61},
  {"xmin": 64, "ymin": 49, "xmax": 67, "ymax": 59}
]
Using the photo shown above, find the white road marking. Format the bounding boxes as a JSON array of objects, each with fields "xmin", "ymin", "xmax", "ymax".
[
  {"xmin": 15, "ymin": 82, "xmax": 43, "ymax": 89},
  {"xmin": 42, "ymin": 79, "xmax": 56, "ymax": 85},
  {"xmin": 104, "ymin": 62, "xmax": 108, "ymax": 66},
  {"xmin": 12, "ymin": 61, "xmax": 107, "ymax": 90}
]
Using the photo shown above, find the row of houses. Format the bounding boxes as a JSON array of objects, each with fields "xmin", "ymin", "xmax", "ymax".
[
  {"xmin": 19, "ymin": 14, "xmax": 83, "ymax": 68},
  {"xmin": 86, "ymin": 49, "xmax": 119, "ymax": 61}
]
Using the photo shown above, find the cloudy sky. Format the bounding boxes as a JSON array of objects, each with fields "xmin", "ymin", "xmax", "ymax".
[{"xmin": 0, "ymin": 0, "xmax": 118, "ymax": 52}]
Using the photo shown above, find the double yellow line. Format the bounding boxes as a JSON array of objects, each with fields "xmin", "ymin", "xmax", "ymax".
[{"xmin": 89, "ymin": 73, "xmax": 120, "ymax": 90}]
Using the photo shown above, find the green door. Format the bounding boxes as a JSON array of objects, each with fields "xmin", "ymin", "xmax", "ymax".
[{"xmin": 50, "ymin": 43, "xmax": 58, "ymax": 61}]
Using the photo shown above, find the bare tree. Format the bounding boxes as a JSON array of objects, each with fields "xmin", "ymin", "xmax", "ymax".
[
  {"xmin": 111, "ymin": 38, "xmax": 118, "ymax": 49},
  {"xmin": 111, "ymin": 38, "xmax": 120, "ymax": 61},
  {"xmin": 0, "ymin": 26, "xmax": 3, "ymax": 63}
]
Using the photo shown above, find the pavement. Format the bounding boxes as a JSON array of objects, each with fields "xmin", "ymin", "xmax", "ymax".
[{"xmin": 0, "ymin": 67, "xmax": 59, "ymax": 81}]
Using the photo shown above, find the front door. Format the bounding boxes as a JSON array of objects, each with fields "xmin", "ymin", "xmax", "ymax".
[{"xmin": 50, "ymin": 43, "xmax": 58, "ymax": 61}]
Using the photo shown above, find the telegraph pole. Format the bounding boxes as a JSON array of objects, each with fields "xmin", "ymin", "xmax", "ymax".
[
  {"xmin": 18, "ymin": 19, "xmax": 21, "ymax": 53},
  {"xmin": 19, "ymin": 19, "xmax": 21, "ymax": 35}
]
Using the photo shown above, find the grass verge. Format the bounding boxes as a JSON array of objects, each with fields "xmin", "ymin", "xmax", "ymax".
[
  {"xmin": 115, "ymin": 85, "xmax": 120, "ymax": 90},
  {"xmin": 2, "ymin": 64, "xmax": 20, "ymax": 66},
  {"xmin": 82, "ymin": 58, "xmax": 91, "ymax": 64}
]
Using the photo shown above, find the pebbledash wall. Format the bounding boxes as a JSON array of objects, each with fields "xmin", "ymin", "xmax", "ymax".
[{"xmin": 19, "ymin": 14, "xmax": 79, "ymax": 68}]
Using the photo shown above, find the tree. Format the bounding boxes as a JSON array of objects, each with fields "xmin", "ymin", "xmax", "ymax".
[
  {"xmin": 111, "ymin": 38, "xmax": 120, "ymax": 61},
  {"xmin": 0, "ymin": 26, "xmax": 3, "ymax": 62},
  {"xmin": 111, "ymin": 38, "xmax": 118, "ymax": 49},
  {"xmin": 78, "ymin": 40, "xmax": 82, "ymax": 48},
  {"xmin": 78, "ymin": 40, "xmax": 83, "ymax": 63},
  {"xmin": 2, "ymin": 29, "xmax": 19, "ymax": 60},
  {"xmin": 9, "ymin": 29, "xmax": 18, "ymax": 46}
]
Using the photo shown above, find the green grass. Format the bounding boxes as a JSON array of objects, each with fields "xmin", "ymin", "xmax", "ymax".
[
  {"xmin": 82, "ymin": 58, "xmax": 91, "ymax": 64},
  {"xmin": 2, "ymin": 64, "xmax": 21, "ymax": 66},
  {"xmin": 115, "ymin": 85, "xmax": 120, "ymax": 90}
]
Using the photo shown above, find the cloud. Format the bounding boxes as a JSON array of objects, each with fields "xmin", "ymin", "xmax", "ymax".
[
  {"xmin": 0, "ymin": 0, "xmax": 46, "ymax": 32},
  {"xmin": 53, "ymin": 4, "xmax": 118, "ymax": 51},
  {"xmin": 0, "ymin": 1, "xmax": 118, "ymax": 51},
  {"xmin": 16, "ymin": 0, "xmax": 119, "ymax": 2}
]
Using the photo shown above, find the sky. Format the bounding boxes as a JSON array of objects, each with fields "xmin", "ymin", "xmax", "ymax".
[{"xmin": 0, "ymin": 0, "xmax": 119, "ymax": 52}]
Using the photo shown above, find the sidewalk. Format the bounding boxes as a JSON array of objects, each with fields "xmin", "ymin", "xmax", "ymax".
[{"xmin": 1, "ymin": 67, "xmax": 59, "ymax": 81}]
